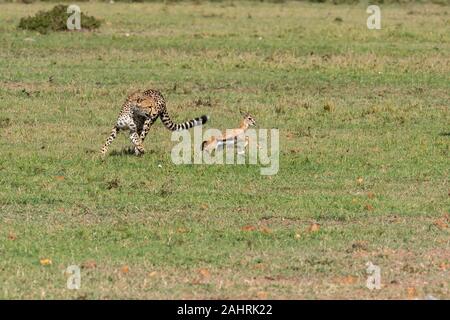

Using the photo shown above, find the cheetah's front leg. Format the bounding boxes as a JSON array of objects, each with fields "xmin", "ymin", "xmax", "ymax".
[
  {"xmin": 140, "ymin": 115, "xmax": 158, "ymax": 142},
  {"xmin": 129, "ymin": 125, "xmax": 145, "ymax": 156},
  {"xmin": 135, "ymin": 115, "xmax": 158, "ymax": 154}
]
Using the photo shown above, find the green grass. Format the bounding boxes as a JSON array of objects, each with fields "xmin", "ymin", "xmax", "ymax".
[{"xmin": 0, "ymin": 1, "xmax": 449, "ymax": 299}]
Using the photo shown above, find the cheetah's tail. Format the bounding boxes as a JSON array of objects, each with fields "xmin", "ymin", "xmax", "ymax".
[{"xmin": 160, "ymin": 110, "xmax": 209, "ymax": 131}]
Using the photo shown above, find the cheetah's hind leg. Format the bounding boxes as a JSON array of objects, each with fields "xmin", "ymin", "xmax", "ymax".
[{"xmin": 100, "ymin": 125, "xmax": 119, "ymax": 157}]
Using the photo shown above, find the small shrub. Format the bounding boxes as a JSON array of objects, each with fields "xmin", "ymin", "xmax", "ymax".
[{"xmin": 18, "ymin": 5, "xmax": 101, "ymax": 34}]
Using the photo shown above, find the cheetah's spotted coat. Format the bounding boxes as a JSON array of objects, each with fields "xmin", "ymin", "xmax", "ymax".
[{"xmin": 100, "ymin": 89, "xmax": 208, "ymax": 156}]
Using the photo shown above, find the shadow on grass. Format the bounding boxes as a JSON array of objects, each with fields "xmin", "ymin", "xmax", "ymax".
[
  {"xmin": 109, "ymin": 147, "xmax": 136, "ymax": 157},
  {"xmin": 439, "ymin": 132, "xmax": 450, "ymax": 137},
  {"xmin": 109, "ymin": 148, "xmax": 157, "ymax": 157}
]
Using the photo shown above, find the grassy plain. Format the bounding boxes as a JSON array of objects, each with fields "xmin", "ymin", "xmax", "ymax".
[{"xmin": 0, "ymin": 1, "xmax": 449, "ymax": 299}]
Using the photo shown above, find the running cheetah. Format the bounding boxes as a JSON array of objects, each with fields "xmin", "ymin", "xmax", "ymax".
[{"xmin": 100, "ymin": 89, "xmax": 208, "ymax": 156}]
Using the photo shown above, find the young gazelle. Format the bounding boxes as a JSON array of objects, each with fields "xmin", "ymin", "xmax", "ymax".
[{"xmin": 201, "ymin": 112, "xmax": 256, "ymax": 154}]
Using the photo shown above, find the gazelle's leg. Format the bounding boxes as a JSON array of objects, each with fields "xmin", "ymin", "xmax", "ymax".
[
  {"xmin": 203, "ymin": 138, "xmax": 218, "ymax": 153},
  {"xmin": 237, "ymin": 136, "xmax": 248, "ymax": 155},
  {"xmin": 100, "ymin": 126, "xmax": 119, "ymax": 156}
]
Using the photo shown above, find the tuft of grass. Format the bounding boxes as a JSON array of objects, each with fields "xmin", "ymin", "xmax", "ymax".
[{"xmin": 18, "ymin": 4, "xmax": 101, "ymax": 34}]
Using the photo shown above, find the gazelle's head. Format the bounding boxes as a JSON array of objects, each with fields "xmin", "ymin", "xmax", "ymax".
[{"xmin": 241, "ymin": 112, "xmax": 256, "ymax": 127}]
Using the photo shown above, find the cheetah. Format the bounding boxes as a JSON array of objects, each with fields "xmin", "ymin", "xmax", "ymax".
[{"xmin": 100, "ymin": 89, "xmax": 209, "ymax": 156}]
